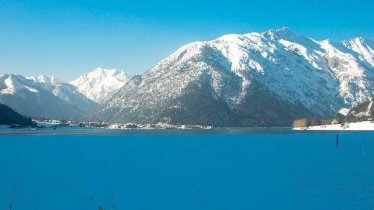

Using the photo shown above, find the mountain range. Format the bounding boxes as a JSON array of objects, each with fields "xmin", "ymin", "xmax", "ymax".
[
  {"xmin": 0, "ymin": 68, "xmax": 127, "ymax": 120},
  {"xmin": 92, "ymin": 28, "xmax": 374, "ymax": 126},
  {"xmin": 1, "ymin": 28, "xmax": 373, "ymax": 126}
]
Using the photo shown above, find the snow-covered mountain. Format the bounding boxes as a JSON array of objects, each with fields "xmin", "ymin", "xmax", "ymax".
[
  {"xmin": 0, "ymin": 74, "xmax": 98, "ymax": 120},
  {"xmin": 70, "ymin": 68, "xmax": 129, "ymax": 104},
  {"xmin": 92, "ymin": 28, "xmax": 374, "ymax": 126}
]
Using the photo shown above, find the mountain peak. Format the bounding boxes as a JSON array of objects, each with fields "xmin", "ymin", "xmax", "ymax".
[
  {"xmin": 275, "ymin": 27, "xmax": 291, "ymax": 33},
  {"xmin": 29, "ymin": 75, "xmax": 63, "ymax": 85},
  {"xmin": 85, "ymin": 67, "xmax": 127, "ymax": 80},
  {"xmin": 70, "ymin": 67, "xmax": 129, "ymax": 104},
  {"xmin": 266, "ymin": 27, "xmax": 295, "ymax": 37},
  {"xmin": 343, "ymin": 36, "xmax": 374, "ymax": 66},
  {"xmin": 261, "ymin": 27, "xmax": 307, "ymax": 43},
  {"xmin": 343, "ymin": 36, "xmax": 373, "ymax": 46},
  {"xmin": 93, "ymin": 67, "xmax": 108, "ymax": 74}
]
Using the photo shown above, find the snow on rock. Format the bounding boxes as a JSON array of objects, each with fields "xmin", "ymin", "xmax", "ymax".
[
  {"xmin": 70, "ymin": 67, "xmax": 129, "ymax": 104},
  {"xmin": 343, "ymin": 37, "xmax": 374, "ymax": 67},
  {"xmin": 346, "ymin": 98, "xmax": 374, "ymax": 120}
]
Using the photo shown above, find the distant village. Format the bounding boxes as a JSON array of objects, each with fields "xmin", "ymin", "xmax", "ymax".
[
  {"xmin": 32, "ymin": 118, "xmax": 213, "ymax": 130},
  {"xmin": 3, "ymin": 114, "xmax": 373, "ymax": 130}
]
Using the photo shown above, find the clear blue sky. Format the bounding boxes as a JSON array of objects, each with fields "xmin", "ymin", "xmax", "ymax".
[{"xmin": 0, "ymin": 0, "xmax": 373, "ymax": 81}]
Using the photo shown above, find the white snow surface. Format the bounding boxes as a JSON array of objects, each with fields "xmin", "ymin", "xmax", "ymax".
[{"xmin": 70, "ymin": 67, "xmax": 129, "ymax": 104}]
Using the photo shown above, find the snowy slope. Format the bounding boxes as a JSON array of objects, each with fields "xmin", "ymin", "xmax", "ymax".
[
  {"xmin": 70, "ymin": 68, "xmax": 129, "ymax": 104},
  {"xmin": 30, "ymin": 75, "xmax": 99, "ymax": 113},
  {"xmin": 93, "ymin": 28, "xmax": 374, "ymax": 126},
  {"xmin": 0, "ymin": 74, "xmax": 98, "ymax": 120}
]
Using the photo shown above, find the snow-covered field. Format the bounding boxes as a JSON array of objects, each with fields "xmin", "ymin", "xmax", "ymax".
[{"xmin": 294, "ymin": 121, "xmax": 374, "ymax": 131}]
